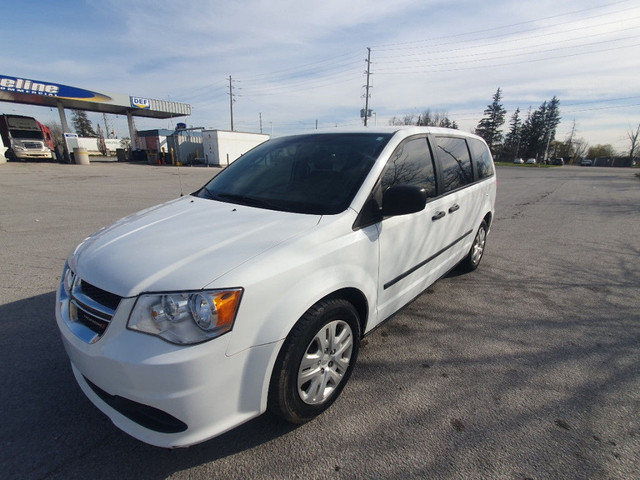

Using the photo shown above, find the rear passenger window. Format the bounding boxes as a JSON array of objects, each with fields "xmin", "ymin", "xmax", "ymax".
[
  {"xmin": 435, "ymin": 136, "xmax": 473, "ymax": 192},
  {"xmin": 381, "ymin": 138, "xmax": 436, "ymax": 198},
  {"xmin": 468, "ymin": 138, "xmax": 495, "ymax": 179}
]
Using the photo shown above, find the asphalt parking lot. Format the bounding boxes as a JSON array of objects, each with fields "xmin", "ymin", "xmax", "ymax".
[{"xmin": 1, "ymin": 162, "xmax": 639, "ymax": 479}]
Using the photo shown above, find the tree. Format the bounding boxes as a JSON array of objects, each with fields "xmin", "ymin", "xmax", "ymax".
[
  {"xmin": 475, "ymin": 88, "xmax": 506, "ymax": 156},
  {"xmin": 627, "ymin": 123, "xmax": 640, "ymax": 165},
  {"xmin": 587, "ymin": 144, "xmax": 616, "ymax": 158},
  {"xmin": 502, "ymin": 107, "xmax": 522, "ymax": 159},
  {"xmin": 96, "ymin": 124, "xmax": 107, "ymax": 155},
  {"xmin": 519, "ymin": 97, "xmax": 561, "ymax": 159},
  {"xmin": 71, "ymin": 110, "xmax": 96, "ymax": 137},
  {"xmin": 571, "ymin": 137, "xmax": 589, "ymax": 162},
  {"xmin": 388, "ymin": 110, "xmax": 458, "ymax": 129},
  {"xmin": 542, "ymin": 96, "xmax": 561, "ymax": 159},
  {"xmin": 46, "ymin": 122, "xmax": 64, "ymax": 147},
  {"xmin": 418, "ymin": 109, "xmax": 458, "ymax": 128},
  {"xmin": 553, "ymin": 119, "xmax": 588, "ymax": 162}
]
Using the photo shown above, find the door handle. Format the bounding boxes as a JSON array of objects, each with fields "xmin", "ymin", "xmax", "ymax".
[
  {"xmin": 448, "ymin": 204, "xmax": 460, "ymax": 213},
  {"xmin": 432, "ymin": 211, "xmax": 446, "ymax": 221}
]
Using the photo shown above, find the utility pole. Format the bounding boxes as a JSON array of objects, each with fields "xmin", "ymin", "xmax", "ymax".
[
  {"xmin": 228, "ymin": 76, "xmax": 235, "ymax": 131},
  {"xmin": 102, "ymin": 113, "xmax": 111, "ymax": 139},
  {"xmin": 567, "ymin": 119, "xmax": 576, "ymax": 159},
  {"xmin": 259, "ymin": 112, "xmax": 263, "ymax": 134},
  {"xmin": 363, "ymin": 47, "xmax": 372, "ymax": 126}
]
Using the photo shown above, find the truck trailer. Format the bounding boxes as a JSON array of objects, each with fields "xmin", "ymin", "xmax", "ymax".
[{"xmin": 202, "ymin": 130, "xmax": 269, "ymax": 166}]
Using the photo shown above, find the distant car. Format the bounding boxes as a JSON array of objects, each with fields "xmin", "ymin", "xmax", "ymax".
[
  {"xmin": 552, "ymin": 158, "xmax": 564, "ymax": 166},
  {"xmin": 513, "ymin": 158, "xmax": 524, "ymax": 164},
  {"xmin": 580, "ymin": 159, "xmax": 592, "ymax": 166},
  {"xmin": 525, "ymin": 158, "xmax": 536, "ymax": 164}
]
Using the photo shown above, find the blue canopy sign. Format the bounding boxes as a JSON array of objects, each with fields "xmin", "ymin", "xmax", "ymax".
[{"xmin": 0, "ymin": 75, "xmax": 112, "ymax": 102}]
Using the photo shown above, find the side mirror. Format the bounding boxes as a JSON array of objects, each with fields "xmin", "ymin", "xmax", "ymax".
[{"xmin": 382, "ymin": 184, "xmax": 427, "ymax": 217}]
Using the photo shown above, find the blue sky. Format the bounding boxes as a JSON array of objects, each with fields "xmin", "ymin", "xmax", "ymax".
[{"xmin": 1, "ymin": 0, "xmax": 639, "ymax": 152}]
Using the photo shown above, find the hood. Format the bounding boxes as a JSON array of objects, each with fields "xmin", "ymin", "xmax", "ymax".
[{"xmin": 71, "ymin": 196, "xmax": 320, "ymax": 297}]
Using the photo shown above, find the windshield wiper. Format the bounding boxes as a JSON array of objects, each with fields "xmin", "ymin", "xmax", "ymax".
[
  {"xmin": 197, "ymin": 185, "xmax": 216, "ymax": 200},
  {"xmin": 212, "ymin": 193, "xmax": 292, "ymax": 212}
]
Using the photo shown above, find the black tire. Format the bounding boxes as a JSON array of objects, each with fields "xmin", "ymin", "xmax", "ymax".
[
  {"xmin": 268, "ymin": 298, "xmax": 361, "ymax": 424},
  {"xmin": 460, "ymin": 219, "xmax": 488, "ymax": 272}
]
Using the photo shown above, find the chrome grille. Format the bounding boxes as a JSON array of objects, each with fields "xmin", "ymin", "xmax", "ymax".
[
  {"xmin": 23, "ymin": 141, "xmax": 42, "ymax": 149},
  {"xmin": 65, "ymin": 275, "xmax": 122, "ymax": 343}
]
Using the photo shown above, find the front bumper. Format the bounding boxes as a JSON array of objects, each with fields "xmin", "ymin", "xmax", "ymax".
[
  {"xmin": 13, "ymin": 149, "xmax": 53, "ymax": 160},
  {"xmin": 55, "ymin": 282, "xmax": 282, "ymax": 448}
]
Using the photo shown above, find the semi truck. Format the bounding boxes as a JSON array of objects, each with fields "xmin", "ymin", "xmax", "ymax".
[{"xmin": 0, "ymin": 114, "xmax": 55, "ymax": 161}]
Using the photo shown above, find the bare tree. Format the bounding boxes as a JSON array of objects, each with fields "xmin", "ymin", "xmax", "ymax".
[
  {"xmin": 388, "ymin": 115, "xmax": 416, "ymax": 126},
  {"xmin": 627, "ymin": 123, "xmax": 640, "ymax": 165},
  {"xmin": 572, "ymin": 138, "xmax": 589, "ymax": 162},
  {"xmin": 46, "ymin": 122, "xmax": 64, "ymax": 147}
]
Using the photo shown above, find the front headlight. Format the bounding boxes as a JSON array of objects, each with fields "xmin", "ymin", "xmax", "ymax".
[
  {"xmin": 62, "ymin": 264, "xmax": 75, "ymax": 294},
  {"xmin": 128, "ymin": 289, "xmax": 243, "ymax": 345}
]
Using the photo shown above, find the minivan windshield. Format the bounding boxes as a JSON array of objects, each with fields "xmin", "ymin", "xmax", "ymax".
[{"xmin": 196, "ymin": 133, "xmax": 392, "ymax": 215}]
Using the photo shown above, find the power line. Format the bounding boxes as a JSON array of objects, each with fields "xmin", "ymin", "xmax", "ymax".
[
  {"xmin": 240, "ymin": 50, "xmax": 363, "ymax": 83},
  {"xmin": 371, "ymin": 0, "xmax": 637, "ymax": 50},
  {"xmin": 375, "ymin": 41, "xmax": 640, "ymax": 75},
  {"xmin": 375, "ymin": 21, "xmax": 640, "ymax": 64}
]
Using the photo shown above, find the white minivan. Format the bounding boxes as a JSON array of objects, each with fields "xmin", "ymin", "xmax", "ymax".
[{"xmin": 56, "ymin": 127, "xmax": 496, "ymax": 447}]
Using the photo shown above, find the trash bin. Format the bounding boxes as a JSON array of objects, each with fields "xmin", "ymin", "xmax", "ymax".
[
  {"xmin": 73, "ymin": 147, "xmax": 90, "ymax": 165},
  {"xmin": 116, "ymin": 148, "xmax": 127, "ymax": 162}
]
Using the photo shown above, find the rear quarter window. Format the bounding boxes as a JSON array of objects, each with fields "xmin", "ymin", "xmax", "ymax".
[
  {"xmin": 467, "ymin": 138, "xmax": 495, "ymax": 179},
  {"xmin": 434, "ymin": 136, "xmax": 473, "ymax": 193}
]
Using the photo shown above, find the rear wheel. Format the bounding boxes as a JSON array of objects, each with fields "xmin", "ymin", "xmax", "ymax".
[
  {"xmin": 268, "ymin": 298, "xmax": 360, "ymax": 424},
  {"xmin": 460, "ymin": 219, "xmax": 488, "ymax": 272}
]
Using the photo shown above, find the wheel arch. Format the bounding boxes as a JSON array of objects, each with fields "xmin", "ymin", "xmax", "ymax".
[
  {"xmin": 483, "ymin": 211, "xmax": 493, "ymax": 229},
  {"xmin": 321, "ymin": 287, "xmax": 369, "ymax": 338}
]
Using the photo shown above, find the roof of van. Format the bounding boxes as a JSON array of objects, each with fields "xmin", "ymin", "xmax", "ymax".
[{"xmin": 292, "ymin": 126, "xmax": 483, "ymax": 139}]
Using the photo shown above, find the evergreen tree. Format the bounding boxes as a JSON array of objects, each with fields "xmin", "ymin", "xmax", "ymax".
[
  {"xmin": 519, "ymin": 97, "xmax": 561, "ymax": 159},
  {"xmin": 475, "ymin": 88, "xmax": 506, "ymax": 156},
  {"xmin": 542, "ymin": 96, "xmax": 561, "ymax": 159},
  {"xmin": 71, "ymin": 110, "xmax": 96, "ymax": 137},
  {"xmin": 524, "ymin": 102, "xmax": 547, "ymax": 158},
  {"xmin": 503, "ymin": 107, "xmax": 522, "ymax": 159}
]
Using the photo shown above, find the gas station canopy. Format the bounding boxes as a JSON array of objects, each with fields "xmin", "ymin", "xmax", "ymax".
[{"xmin": 0, "ymin": 74, "xmax": 191, "ymax": 119}]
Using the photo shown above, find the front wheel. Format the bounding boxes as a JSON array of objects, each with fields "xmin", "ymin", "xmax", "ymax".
[
  {"xmin": 268, "ymin": 298, "xmax": 361, "ymax": 424},
  {"xmin": 460, "ymin": 219, "xmax": 488, "ymax": 272}
]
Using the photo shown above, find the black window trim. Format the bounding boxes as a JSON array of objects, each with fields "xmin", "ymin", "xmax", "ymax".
[
  {"xmin": 353, "ymin": 134, "xmax": 436, "ymax": 230},
  {"xmin": 352, "ymin": 132, "xmax": 495, "ymax": 230},
  {"xmin": 428, "ymin": 133, "xmax": 495, "ymax": 197},
  {"xmin": 430, "ymin": 134, "xmax": 475, "ymax": 195},
  {"xmin": 467, "ymin": 136, "xmax": 496, "ymax": 181}
]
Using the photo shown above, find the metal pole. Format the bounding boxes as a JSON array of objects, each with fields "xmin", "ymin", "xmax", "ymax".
[
  {"xmin": 364, "ymin": 47, "xmax": 371, "ymax": 127},
  {"xmin": 229, "ymin": 76, "xmax": 234, "ymax": 132},
  {"xmin": 57, "ymin": 103, "xmax": 71, "ymax": 163}
]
